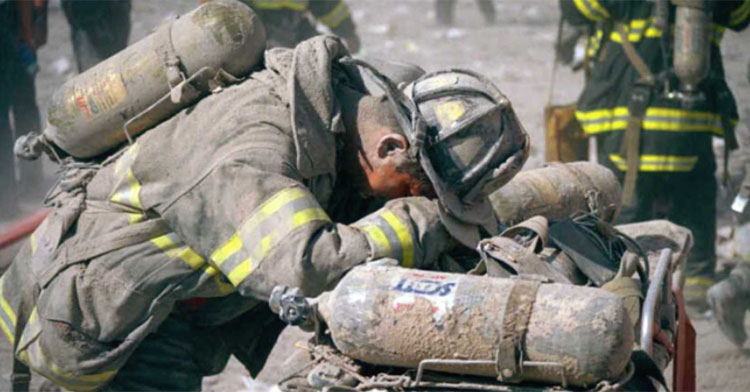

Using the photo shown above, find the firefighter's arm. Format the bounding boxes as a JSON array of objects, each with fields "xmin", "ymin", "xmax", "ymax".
[
  {"xmin": 309, "ymin": 0, "xmax": 360, "ymax": 52},
  {"xmin": 726, "ymin": 0, "xmax": 750, "ymax": 31},
  {"xmin": 225, "ymin": 192, "xmax": 452, "ymax": 300},
  {"xmin": 559, "ymin": 0, "xmax": 618, "ymax": 26},
  {"xmin": 161, "ymin": 145, "xmax": 450, "ymax": 301}
]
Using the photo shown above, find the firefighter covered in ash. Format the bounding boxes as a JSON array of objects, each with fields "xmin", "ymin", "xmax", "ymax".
[
  {"xmin": 707, "ymin": 58, "xmax": 750, "ymax": 348},
  {"xmin": 0, "ymin": 35, "xmax": 528, "ymax": 390},
  {"xmin": 560, "ymin": 0, "xmax": 750, "ymax": 311},
  {"xmin": 61, "ymin": 0, "xmax": 132, "ymax": 73},
  {"xmin": 202, "ymin": 0, "xmax": 360, "ymax": 52},
  {"xmin": 0, "ymin": 0, "xmax": 46, "ymax": 219}
]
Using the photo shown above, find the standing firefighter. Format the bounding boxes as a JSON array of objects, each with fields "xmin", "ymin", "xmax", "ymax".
[
  {"xmin": 202, "ymin": 0, "xmax": 361, "ymax": 51},
  {"xmin": 61, "ymin": 0, "xmax": 132, "ymax": 72},
  {"xmin": 560, "ymin": 0, "xmax": 750, "ymax": 311},
  {"xmin": 0, "ymin": 0, "xmax": 47, "ymax": 219},
  {"xmin": 0, "ymin": 19, "xmax": 528, "ymax": 392},
  {"xmin": 708, "ymin": 59, "xmax": 750, "ymax": 348}
]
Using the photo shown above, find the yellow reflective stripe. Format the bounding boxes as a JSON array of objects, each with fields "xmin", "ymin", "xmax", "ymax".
[
  {"xmin": 110, "ymin": 169, "xmax": 143, "ymax": 210},
  {"xmin": 576, "ymin": 107, "xmax": 629, "ymax": 121},
  {"xmin": 0, "ymin": 317, "xmax": 12, "ymax": 345},
  {"xmin": 150, "ymin": 234, "xmax": 205, "ymax": 270},
  {"xmin": 360, "ymin": 224, "xmax": 392, "ymax": 259},
  {"xmin": 641, "ymin": 120, "xmax": 722, "ymax": 133},
  {"xmin": 251, "ymin": 0, "xmax": 308, "ymax": 11},
  {"xmin": 381, "ymin": 211, "xmax": 414, "ymax": 268},
  {"xmin": 0, "ymin": 277, "xmax": 14, "ymax": 345},
  {"xmin": 577, "ymin": 106, "xmax": 725, "ymax": 135},
  {"xmin": 211, "ymin": 233, "xmax": 242, "ymax": 266},
  {"xmin": 30, "ymin": 233, "xmax": 37, "ymax": 255},
  {"xmin": 573, "ymin": 0, "xmax": 608, "ymax": 21},
  {"xmin": 0, "ymin": 278, "xmax": 16, "ymax": 325},
  {"xmin": 293, "ymin": 207, "xmax": 329, "ymax": 227},
  {"xmin": 127, "ymin": 213, "xmax": 144, "ymax": 224},
  {"xmin": 213, "ymin": 187, "xmax": 331, "ymax": 287},
  {"xmin": 685, "ymin": 276, "xmax": 714, "ymax": 288},
  {"xmin": 730, "ymin": 0, "xmax": 750, "ymax": 26},
  {"xmin": 211, "ymin": 187, "xmax": 309, "ymax": 266},
  {"xmin": 16, "ymin": 308, "xmax": 116, "ymax": 391},
  {"xmin": 242, "ymin": 187, "xmax": 310, "ymax": 235},
  {"xmin": 609, "ymin": 154, "xmax": 698, "ymax": 172},
  {"xmin": 226, "ymin": 207, "xmax": 329, "ymax": 286},
  {"xmin": 319, "ymin": 2, "xmax": 350, "ymax": 28},
  {"xmin": 204, "ymin": 265, "xmax": 235, "ymax": 295},
  {"xmin": 227, "ymin": 258, "xmax": 253, "ymax": 286}
]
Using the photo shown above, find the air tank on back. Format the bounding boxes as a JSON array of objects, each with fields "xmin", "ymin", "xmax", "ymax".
[
  {"xmin": 41, "ymin": 0, "xmax": 266, "ymax": 159},
  {"xmin": 672, "ymin": 0, "xmax": 713, "ymax": 98},
  {"xmin": 489, "ymin": 162, "xmax": 621, "ymax": 226},
  {"xmin": 317, "ymin": 264, "xmax": 634, "ymax": 388}
]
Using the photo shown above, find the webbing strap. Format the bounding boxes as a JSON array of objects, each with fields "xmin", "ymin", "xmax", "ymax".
[
  {"xmin": 39, "ymin": 219, "xmax": 170, "ymax": 288},
  {"xmin": 496, "ymin": 280, "xmax": 541, "ymax": 383},
  {"xmin": 613, "ymin": 22, "xmax": 654, "ymax": 206},
  {"xmin": 11, "ymin": 357, "xmax": 30, "ymax": 392},
  {"xmin": 614, "ymin": 23, "xmax": 654, "ymax": 83}
]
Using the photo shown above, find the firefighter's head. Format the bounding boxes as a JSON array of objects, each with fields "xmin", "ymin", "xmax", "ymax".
[
  {"xmin": 338, "ymin": 88, "xmax": 434, "ymax": 200},
  {"xmin": 340, "ymin": 60, "xmax": 529, "ymax": 244}
]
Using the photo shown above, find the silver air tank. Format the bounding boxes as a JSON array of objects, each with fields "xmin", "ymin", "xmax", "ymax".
[
  {"xmin": 38, "ymin": 0, "xmax": 266, "ymax": 159},
  {"xmin": 317, "ymin": 264, "xmax": 634, "ymax": 388},
  {"xmin": 672, "ymin": 0, "xmax": 713, "ymax": 98}
]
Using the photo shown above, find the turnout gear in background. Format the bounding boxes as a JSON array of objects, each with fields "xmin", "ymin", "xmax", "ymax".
[
  {"xmin": 0, "ymin": 0, "xmax": 46, "ymax": 219},
  {"xmin": 0, "ymin": 35, "xmax": 518, "ymax": 391},
  {"xmin": 61, "ymin": 0, "xmax": 131, "ymax": 73},
  {"xmin": 435, "ymin": 0, "xmax": 496, "ymax": 26},
  {"xmin": 560, "ymin": 0, "xmax": 750, "ymax": 303},
  {"xmin": 240, "ymin": 0, "xmax": 359, "ymax": 50},
  {"xmin": 708, "ymin": 262, "xmax": 750, "ymax": 348}
]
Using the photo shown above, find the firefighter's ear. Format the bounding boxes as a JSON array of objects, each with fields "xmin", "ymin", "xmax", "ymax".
[{"xmin": 375, "ymin": 133, "xmax": 408, "ymax": 159}]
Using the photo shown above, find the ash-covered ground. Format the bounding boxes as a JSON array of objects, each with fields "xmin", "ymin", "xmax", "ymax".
[{"xmin": 2, "ymin": 0, "xmax": 750, "ymax": 391}]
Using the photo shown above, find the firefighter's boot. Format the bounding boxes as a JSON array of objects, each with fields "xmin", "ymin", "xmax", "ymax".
[{"xmin": 707, "ymin": 263, "xmax": 750, "ymax": 348}]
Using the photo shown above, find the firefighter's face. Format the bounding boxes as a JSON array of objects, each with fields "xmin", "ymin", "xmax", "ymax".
[{"xmin": 340, "ymin": 90, "xmax": 433, "ymax": 199}]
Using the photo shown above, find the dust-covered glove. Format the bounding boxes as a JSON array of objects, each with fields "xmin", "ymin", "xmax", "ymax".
[{"xmin": 352, "ymin": 196, "xmax": 455, "ymax": 269}]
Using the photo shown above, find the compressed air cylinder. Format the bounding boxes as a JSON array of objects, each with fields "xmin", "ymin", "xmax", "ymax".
[
  {"xmin": 673, "ymin": 0, "xmax": 712, "ymax": 94},
  {"xmin": 318, "ymin": 265, "xmax": 633, "ymax": 387},
  {"xmin": 489, "ymin": 162, "xmax": 621, "ymax": 226},
  {"xmin": 44, "ymin": 0, "xmax": 266, "ymax": 158}
]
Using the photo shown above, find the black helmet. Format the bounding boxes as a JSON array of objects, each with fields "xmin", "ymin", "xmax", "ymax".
[{"xmin": 342, "ymin": 59, "xmax": 529, "ymax": 245}]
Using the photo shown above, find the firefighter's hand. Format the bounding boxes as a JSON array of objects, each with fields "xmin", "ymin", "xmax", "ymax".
[{"xmin": 354, "ymin": 197, "xmax": 455, "ymax": 269}]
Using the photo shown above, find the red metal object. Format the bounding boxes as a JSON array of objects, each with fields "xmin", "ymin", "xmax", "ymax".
[
  {"xmin": 673, "ymin": 288, "xmax": 697, "ymax": 392},
  {"xmin": 0, "ymin": 209, "xmax": 49, "ymax": 250}
]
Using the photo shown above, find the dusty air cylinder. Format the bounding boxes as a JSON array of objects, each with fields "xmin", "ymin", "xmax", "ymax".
[
  {"xmin": 673, "ymin": 0, "xmax": 712, "ymax": 95},
  {"xmin": 489, "ymin": 162, "xmax": 621, "ymax": 226},
  {"xmin": 318, "ymin": 265, "xmax": 634, "ymax": 387},
  {"xmin": 43, "ymin": 0, "xmax": 266, "ymax": 158}
]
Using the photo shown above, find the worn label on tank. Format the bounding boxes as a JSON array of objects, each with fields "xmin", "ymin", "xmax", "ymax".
[
  {"xmin": 74, "ymin": 71, "xmax": 127, "ymax": 119},
  {"xmin": 391, "ymin": 272, "xmax": 457, "ymax": 323}
]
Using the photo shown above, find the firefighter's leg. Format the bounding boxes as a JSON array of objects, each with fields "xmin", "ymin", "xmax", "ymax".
[
  {"xmin": 0, "ymin": 63, "xmax": 19, "ymax": 218},
  {"xmin": 708, "ymin": 262, "xmax": 750, "ymax": 347},
  {"xmin": 435, "ymin": 0, "xmax": 456, "ymax": 26},
  {"xmin": 476, "ymin": 0, "xmax": 496, "ymax": 25},
  {"xmin": 9, "ymin": 62, "xmax": 44, "ymax": 197},
  {"xmin": 669, "ymin": 173, "xmax": 717, "ymax": 312},
  {"xmin": 105, "ymin": 315, "xmax": 230, "ymax": 391}
]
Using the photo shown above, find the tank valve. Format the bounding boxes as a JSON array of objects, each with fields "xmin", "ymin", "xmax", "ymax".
[{"xmin": 269, "ymin": 286, "xmax": 315, "ymax": 329}]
